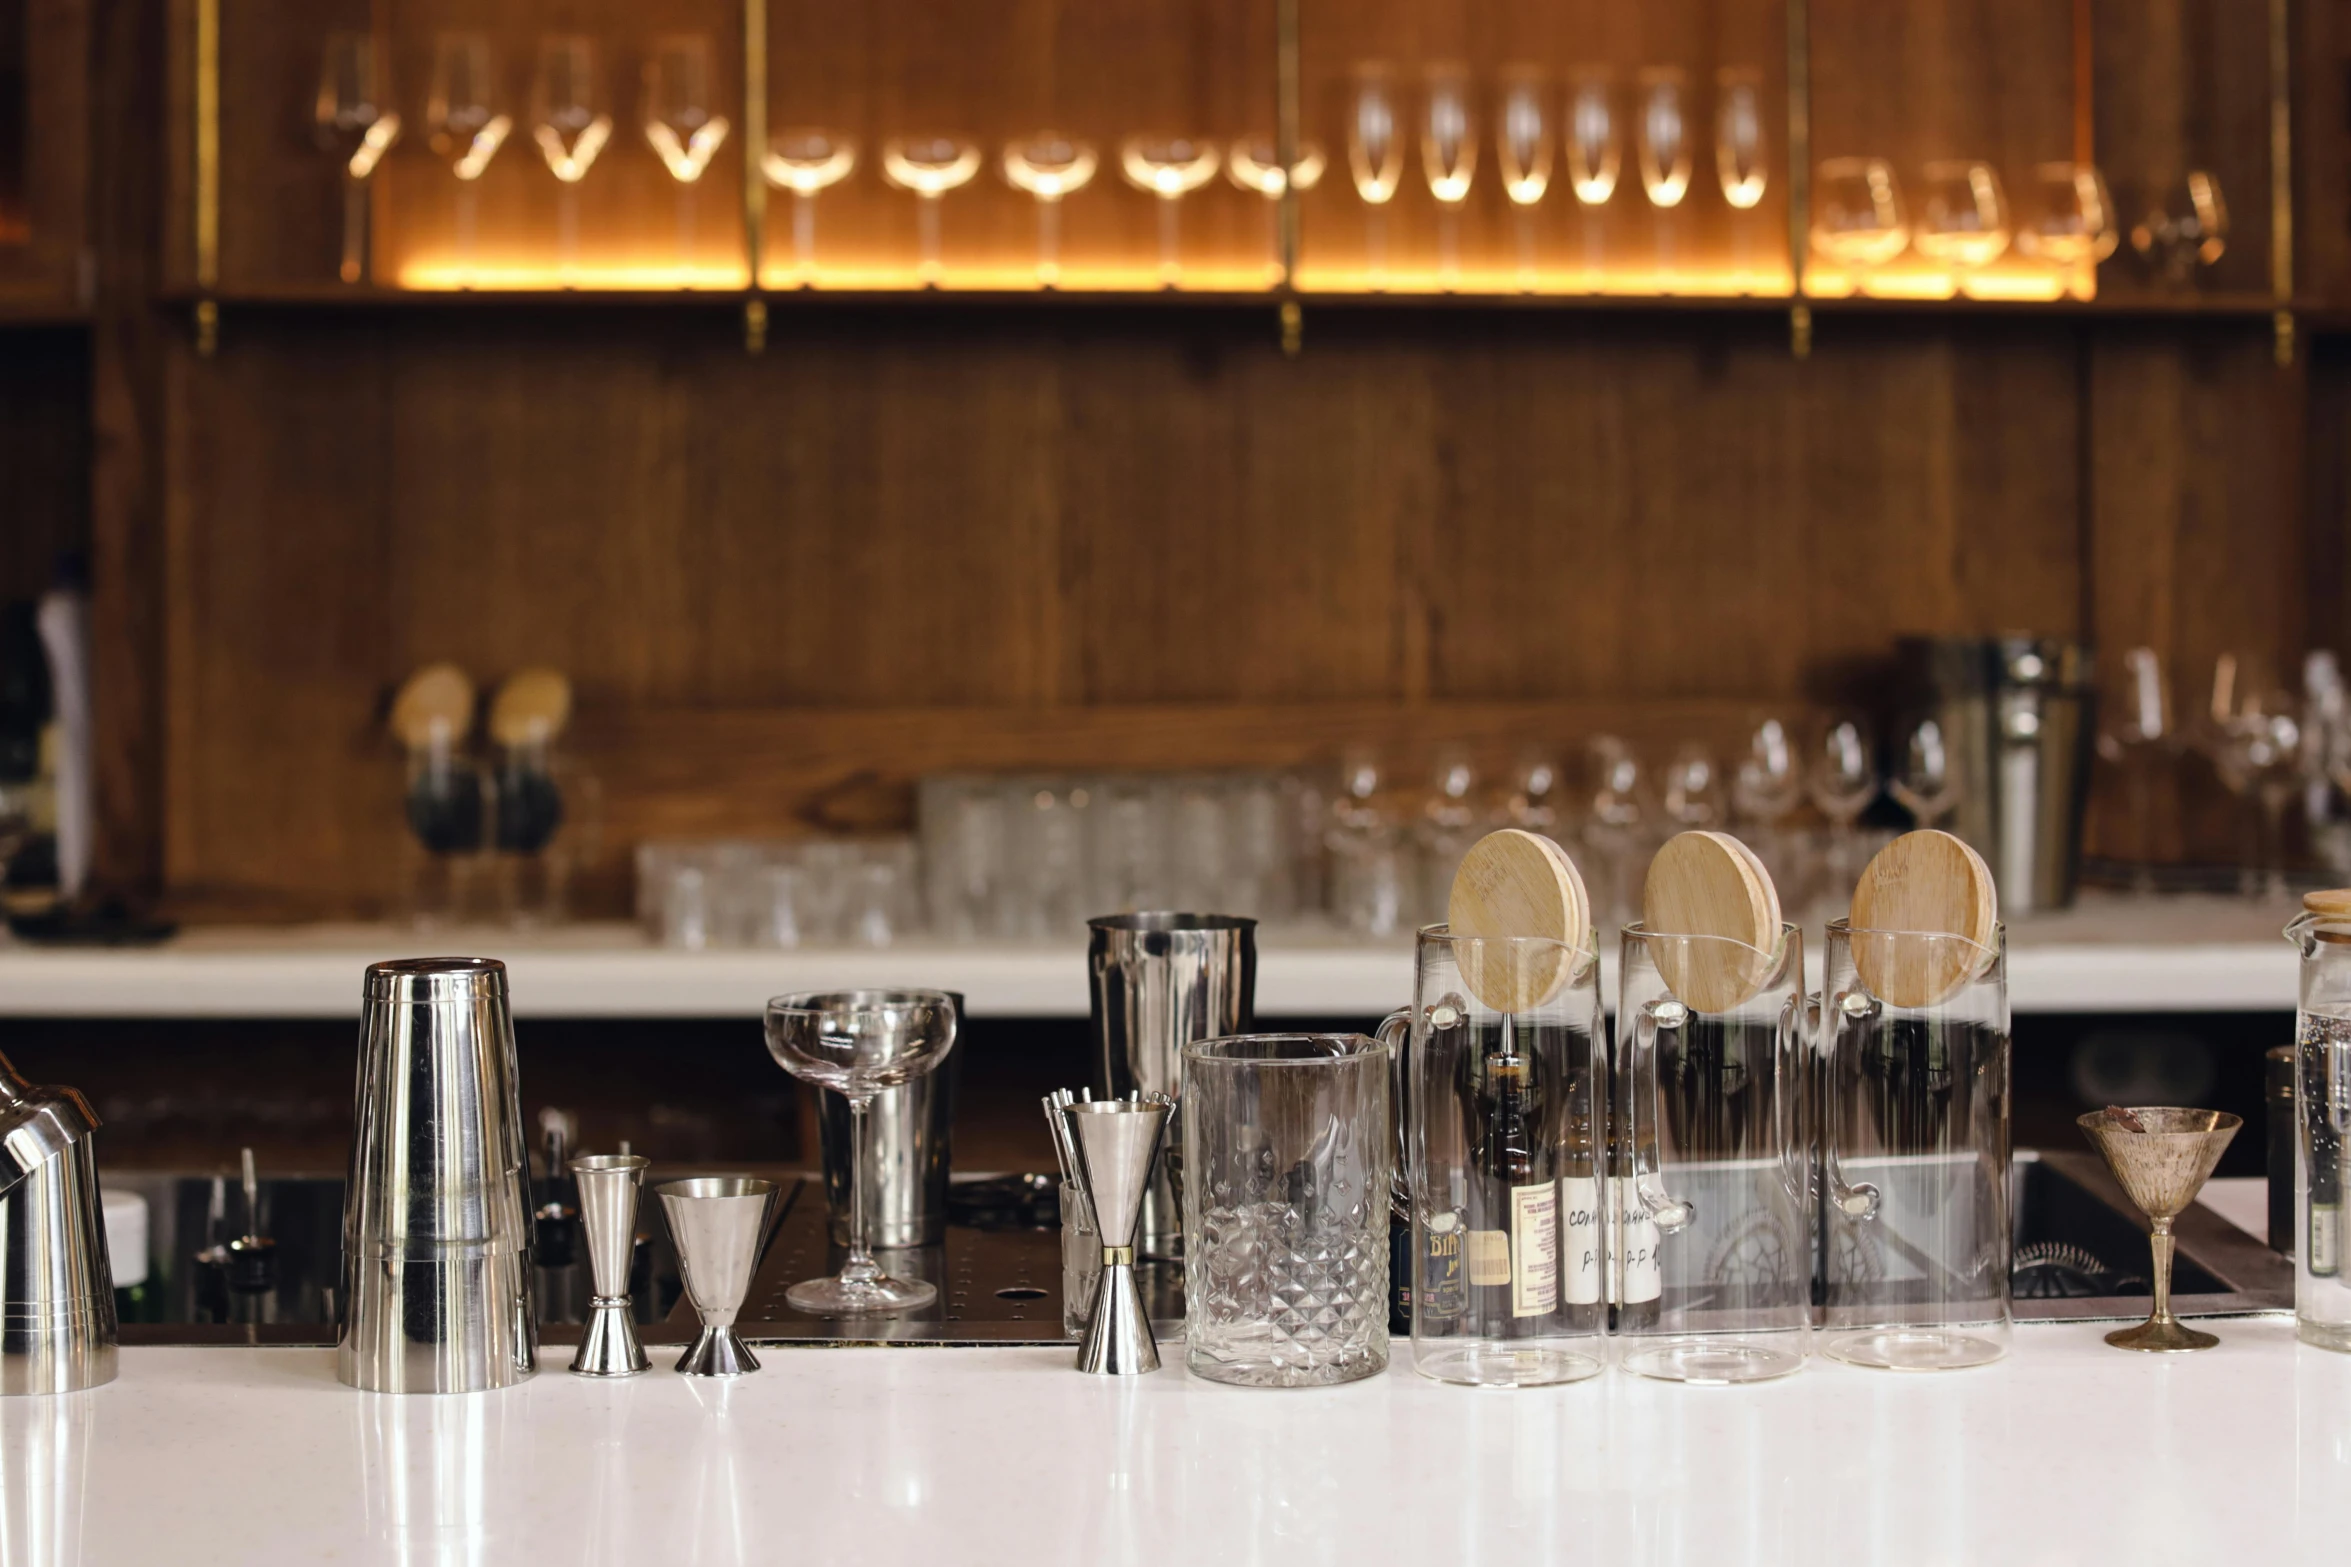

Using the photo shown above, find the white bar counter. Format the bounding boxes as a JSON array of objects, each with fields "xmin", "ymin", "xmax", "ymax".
[
  {"xmin": 0, "ymin": 891, "xmax": 2303, "ymax": 1018},
  {"xmin": 0, "ymin": 1314, "xmax": 2331, "ymax": 1566}
]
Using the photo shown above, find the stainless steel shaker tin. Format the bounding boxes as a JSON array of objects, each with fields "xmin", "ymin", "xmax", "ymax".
[
  {"xmin": 339, "ymin": 957, "xmax": 537, "ymax": 1393},
  {"xmin": 0, "ymin": 1052, "xmax": 116, "ymax": 1396}
]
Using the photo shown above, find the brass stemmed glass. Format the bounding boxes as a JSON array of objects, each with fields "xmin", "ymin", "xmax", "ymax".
[
  {"xmin": 2077, "ymin": 1108, "xmax": 2241, "ymax": 1352},
  {"xmin": 765, "ymin": 990, "xmax": 958, "ymax": 1314},
  {"xmin": 316, "ymin": 33, "xmax": 402, "ymax": 284}
]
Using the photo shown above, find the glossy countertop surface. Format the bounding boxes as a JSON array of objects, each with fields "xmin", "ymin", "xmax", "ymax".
[{"xmin": 0, "ymin": 1315, "xmax": 2333, "ymax": 1565}]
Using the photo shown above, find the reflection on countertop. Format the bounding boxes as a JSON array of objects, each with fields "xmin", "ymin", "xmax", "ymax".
[{"xmin": 0, "ymin": 1316, "xmax": 2341, "ymax": 1565}]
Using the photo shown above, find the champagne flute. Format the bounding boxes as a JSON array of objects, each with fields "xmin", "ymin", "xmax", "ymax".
[
  {"xmin": 532, "ymin": 36, "xmax": 612, "ymax": 282},
  {"xmin": 316, "ymin": 33, "xmax": 401, "ymax": 285},
  {"xmin": 881, "ymin": 135, "xmax": 981, "ymax": 287},
  {"xmin": 426, "ymin": 34, "xmax": 509, "ymax": 285},
  {"xmin": 2130, "ymin": 170, "xmax": 2228, "ymax": 287},
  {"xmin": 765, "ymin": 990, "xmax": 958, "ymax": 1314},
  {"xmin": 1002, "ymin": 132, "xmax": 1098, "ymax": 287},
  {"xmin": 1119, "ymin": 134, "xmax": 1220, "ymax": 289},
  {"xmin": 1810, "ymin": 157, "xmax": 1908, "ymax": 289},
  {"xmin": 2013, "ymin": 161, "xmax": 2116, "ymax": 298},
  {"xmin": 643, "ymin": 36, "xmax": 731, "ymax": 272},
  {"xmin": 1715, "ymin": 67, "xmax": 1768, "ymax": 292},
  {"xmin": 1421, "ymin": 64, "xmax": 1475, "ymax": 290},
  {"xmin": 1635, "ymin": 68, "xmax": 1690, "ymax": 289},
  {"xmin": 762, "ymin": 128, "xmax": 857, "ymax": 285},
  {"xmin": 1228, "ymin": 134, "xmax": 1327, "ymax": 284},
  {"xmin": 1347, "ymin": 64, "xmax": 1404, "ymax": 288},
  {"xmin": 1913, "ymin": 160, "xmax": 2010, "ymax": 294},
  {"xmin": 1496, "ymin": 67, "xmax": 1551, "ymax": 290},
  {"xmin": 1565, "ymin": 69, "xmax": 1619, "ymax": 289}
]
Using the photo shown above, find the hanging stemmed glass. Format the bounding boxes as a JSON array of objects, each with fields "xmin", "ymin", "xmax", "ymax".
[
  {"xmin": 2131, "ymin": 170, "xmax": 2228, "ymax": 288},
  {"xmin": 531, "ymin": 36, "xmax": 613, "ymax": 283},
  {"xmin": 1119, "ymin": 134, "xmax": 1220, "ymax": 289},
  {"xmin": 1420, "ymin": 64, "xmax": 1475, "ymax": 291},
  {"xmin": 1811, "ymin": 157, "xmax": 1908, "ymax": 291},
  {"xmin": 1228, "ymin": 135, "xmax": 1326, "ymax": 285},
  {"xmin": 763, "ymin": 128, "xmax": 857, "ymax": 286},
  {"xmin": 1347, "ymin": 64, "xmax": 1404, "ymax": 289},
  {"xmin": 881, "ymin": 135, "xmax": 981, "ymax": 287},
  {"xmin": 316, "ymin": 33, "xmax": 401, "ymax": 285},
  {"xmin": 1496, "ymin": 68, "xmax": 1551, "ymax": 291},
  {"xmin": 1715, "ymin": 67, "xmax": 1767, "ymax": 291},
  {"xmin": 765, "ymin": 990, "xmax": 958, "ymax": 1315},
  {"xmin": 1565, "ymin": 69, "xmax": 1619, "ymax": 290},
  {"xmin": 642, "ymin": 35, "xmax": 731, "ymax": 276},
  {"xmin": 1635, "ymin": 68, "xmax": 1690, "ymax": 291},
  {"xmin": 1002, "ymin": 132, "xmax": 1098, "ymax": 288},
  {"xmin": 426, "ymin": 34, "xmax": 509, "ymax": 285},
  {"xmin": 2013, "ymin": 162, "xmax": 2116, "ymax": 298},
  {"xmin": 1809, "ymin": 715, "xmax": 1879, "ymax": 916},
  {"xmin": 1890, "ymin": 717, "xmax": 1960, "ymax": 828},
  {"xmin": 1912, "ymin": 160, "xmax": 2009, "ymax": 296},
  {"xmin": 1733, "ymin": 713, "xmax": 1802, "ymax": 891}
]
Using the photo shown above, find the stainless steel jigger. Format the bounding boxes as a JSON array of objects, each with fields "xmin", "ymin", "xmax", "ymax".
[
  {"xmin": 656, "ymin": 1177, "xmax": 780, "ymax": 1377},
  {"xmin": 569, "ymin": 1154, "xmax": 651, "ymax": 1377},
  {"xmin": 1063, "ymin": 1100, "xmax": 1170, "ymax": 1376}
]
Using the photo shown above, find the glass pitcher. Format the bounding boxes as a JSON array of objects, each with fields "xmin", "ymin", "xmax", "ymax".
[
  {"xmin": 1379, "ymin": 925, "xmax": 1608, "ymax": 1388},
  {"xmin": 1614, "ymin": 923, "xmax": 1812, "ymax": 1383},
  {"xmin": 2290, "ymin": 894, "xmax": 2351, "ymax": 1351}
]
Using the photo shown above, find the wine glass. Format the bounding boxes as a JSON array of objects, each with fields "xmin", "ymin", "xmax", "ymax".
[
  {"xmin": 1582, "ymin": 735, "xmax": 1647, "ymax": 929},
  {"xmin": 1663, "ymin": 743, "xmax": 1723, "ymax": 829},
  {"xmin": 1496, "ymin": 68, "xmax": 1551, "ymax": 289},
  {"xmin": 1890, "ymin": 717, "xmax": 1960, "ymax": 828},
  {"xmin": 1002, "ymin": 132, "xmax": 1098, "ymax": 287},
  {"xmin": 426, "ymin": 34, "xmax": 509, "ymax": 284},
  {"xmin": 763, "ymin": 128, "xmax": 857, "ymax": 285},
  {"xmin": 316, "ymin": 34, "xmax": 401, "ymax": 285},
  {"xmin": 1715, "ymin": 68, "xmax": 1768, "ymax": 291},
  {"xmin": 1733, "ymin": 714, "xmax": 1802, "ymax": 892},
  {"xmin": 1810, "ymin": 157, "xmax": 1908, "ymax": 289},
  {"xmin": 1810, "ymin": 716, "xmax": 1879, "ymax": 915},
  {"xmin": 1912, "ymin": 160, "xmax": 2010, "ymax": 293},
  {"xmin": 1421, "ymin": 64, "xmax": 1476, "ymax": 290},
  {"xmin": 1565, "ymin": 70, "xmax": 1620, "ymax": 288},
  {"xmin": 1228, "ymin": 135, "xmax": 1327, "ymax": 283},
  {"xmin": 2013, "ymin": 161, "xmax": 2116, "ymax": 297},
  {"xmin": 765, "ymin": 990, "xmax": 958, "ymax": 1314},
  {"xmin": 532, "ymin": 36, "xmax": 613, "ymax": 280},
  {"xmin": 1120, "ymin": 134, "xmax": 1220, "ymax": 289},
  {"xmin": 2097, "ymin": 646, "xmax": 2174, "ymax": 893},
  {"xmin": 2131, "ymin": 170, "xmax": 2228, "ymax": 287},
  {"xmin": 882, "ymin": 135, "xmax": 981, "ymax": 287},
  {"xmin": 1347, "ymin": 64, "xmax": 1404, "ymax": 287},
  {"xmin": 1636, "ymin": 68, "xmax": 1690, "ymax": 287},
  {"xmin": 643, "ymin": 36, "xmax": 730, "ymax": 271}
]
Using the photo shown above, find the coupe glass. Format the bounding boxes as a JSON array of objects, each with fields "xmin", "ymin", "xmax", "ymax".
[
  {"xmin": 531, "ymin": 36, "xmax": 613, "ymax": 277},
  {"xmin": 1119, "ymin": 135, "xmax": 1220, "ymax": 288},
  {"xmin": 2130, "ymin": 170, "xmax": 2228, "ymax": 286},
  {"xmin": 2013, "ymin": 161, "xmax": 2116, "ymax": 296},
  {"xmin": 1716, "ymin": 68, "xmax": 1768, "ymax": 290},
  {"xmin": 1890, "ymin": 717, "xmax": 1959, "ymax": 828},
  {"xmin": 426, "ymin": 34, "xmax": 509, "ymax": 280},
  {"xmin": 1809, "ymin": 716, "xmax": 1879, "ymax": 915},
  {"xmin": 643, "ymin": 36, "xmax": 730, "ymax": 266},
  {"xmin": 881, "ymin": 135, "xmax": 981, "ymax": 287},
  {"xmin": 1496, "ymin": 68, "xmax": 1551, "ymax": 288},
  {"xmin": 763, "ymin": 128, "xmax": 857, "ymax": 284},
  {"xmin": 1811, "ymin": 157, "xmax": 1908, "ymax": 286},
  {"xmin": 1912, "ymin": 160, "xmax": 2010, "ymax": 289},
  {"xmin": 1002, "ymin": 132, "xmax": 1098, "ymax": 287},
  {"xmin": 316, "ymin": 33, "xmax": 401, "ymax": 284},
  {"xmin": 1228, "ymin": 135, "xmax": 1326, "ymax": 283},
  {"xmin": 765, "ymin": 990, "xmax": 958, "ymax": 1314},
  {"xmin": 1421, "ymin": 65, "xmax": 1475, "ymax": 289},
  {"xmin": 1565, "ymin": 70, "xmax": 1619, "ymax": 286},
  {"xmin": 1347, "ymin": 64, "xmax": 1404, "ymax": 286}
]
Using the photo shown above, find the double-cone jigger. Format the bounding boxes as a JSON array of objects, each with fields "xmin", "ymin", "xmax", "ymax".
[
  {"xmin": 656, "ymin": 1176, "xmax": 782, "ymax": 1377},
  {"xmin": 570, "ymin": 1154, "xmax": 653, "ymax": 1377},
  {"xmin": 2078, "ymin": 1107, "xmax": 2243, "ymax": 1353},
  {"xmin": 1062, "ymin": 1098, "xmax": 1170, "ymax": 1376}
]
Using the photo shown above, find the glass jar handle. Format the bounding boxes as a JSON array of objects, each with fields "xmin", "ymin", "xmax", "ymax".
[
  {"xmin": 1774, "ymin": 990, "xmax": 1810, "ymax": 1208},
  {"xmin": 1376, "ymin": 1008, "xmax": 1412, "ymax": 1210},
  {"xmin": 1627, "ymin": 1001, "xmax": 1695, "ymax": 1233},
  {"xmin": 1819, "ymin": 988, "xmax": 1882, "ymax": 1221}
]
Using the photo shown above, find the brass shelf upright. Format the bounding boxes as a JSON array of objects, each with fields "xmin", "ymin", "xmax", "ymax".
[
  {"xmin": 2270, "ymin": 0, "xmax": 2294, "ymax": 367},
  {"xmin": 1785, "ymin": 0, "xmax": 1811, "ymax": 359},
  {"xmin": 742, "ymin": 0, "xmax": 770, "ymax": 354},
  {"xmin": 1276, "ymin": 0, "xmax": 1302, "ymax": 356},
  {"xmin": 193, "ymin": 0, "xmax": 220, "ymax": 356}
]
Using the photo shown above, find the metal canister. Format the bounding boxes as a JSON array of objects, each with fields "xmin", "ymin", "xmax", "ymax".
[
  {"xmin": 816, "ymin": 990, "xmax": 965, "ymax": 1249},
  {"xmin": 339, "ymin": 957, "xmax": 536, "ymax": 1393},
  {"xmin": 0, "ymin": 1050, "xmax": 116, "ymax": 1395}
]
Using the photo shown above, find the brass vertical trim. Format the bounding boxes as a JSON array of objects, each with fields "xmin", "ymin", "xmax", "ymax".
[
  {"xmin": 1275, "ymin": 0, "xmax": 1301, "ymax": 351},
  {"xmin": 194, "ymin": 0, "xmax": 220, "ymax": 354},
  {"xmin": 2269, "ymin": 0, "xmax": 2294, "ymax": 366},
  {"xmin": 1785, "ymin": 0, "xmax": 1810, "ymax": 358},
  {"xmin": 743, "ymin": 0, "xmax": 768, "ymax": 350}
]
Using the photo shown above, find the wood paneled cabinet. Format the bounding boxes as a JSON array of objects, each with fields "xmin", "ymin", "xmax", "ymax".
[{"xmin": 0, "ymin": 0, "xmax": 88, "ymax": 313}]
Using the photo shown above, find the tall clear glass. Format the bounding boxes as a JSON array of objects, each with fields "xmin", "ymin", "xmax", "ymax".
[
  {"xmin": 1181, "ymin": 1034, "xmax": 1390, "ymax": 1388},
  {"xmin": 1818, "ymin": 919, "xmax": 2011, "ymax": 1370},
  {"xmin": 1615, "ymin": 923, "xmax": 1811, "ymax": 1383},
  {"xmin": 2289, "ymin": 900, "xmax": 2351, "ymax": 1350},
  {"xmin": 1384, "ymin": 926, "xmax": 1607, "ymax": 1387}
]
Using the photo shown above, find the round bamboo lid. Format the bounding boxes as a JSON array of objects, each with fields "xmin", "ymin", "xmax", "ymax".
[
  {"xmin": 1446, "ymin": 828, "xmax": 1591, "ymax": 1013},
  {"xmin": 1848, "ymin": 828, "xmax": 2000, "ymax": 1008},
  {"xmin": 1641, "ymin": 830, "xmax": 1783, "ymax": 1012}
]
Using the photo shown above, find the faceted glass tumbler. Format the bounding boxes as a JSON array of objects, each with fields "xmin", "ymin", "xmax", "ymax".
[{"xmin": 1180, "ymin": 1034, "xmax": 1391, "ymax": 1388}]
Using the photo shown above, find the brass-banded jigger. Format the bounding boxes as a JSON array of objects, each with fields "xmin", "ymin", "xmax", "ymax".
[
  {"xmin": 1063, "ymin": 1098, "xmax": 1170, "ymax": 1376},
  {"xmin": 569, "ymin": 1154, "xmax": 651, "ymax": 1377}
]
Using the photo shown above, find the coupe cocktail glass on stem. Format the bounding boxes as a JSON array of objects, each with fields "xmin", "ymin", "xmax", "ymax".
[
  {"xmin": 426, "ymin": 34, "xmax": 511, "ymax": 284},
  {"xmin": 1228, "ymin": 135, "xmax": 1325, "ymax": 286},
  {"xmin": 763, "ymin": 128, "xmax": 857, "ymax": 285},
  {"xmin": 317, "ymin": 33, "xmax": 401, "ymax": 285},
  {"xmin": 1002, "ymin": 132, "xmax": 1099, "ymax": 287},
  {"xmin": 881, "ymin": 135, "xmax": 981, "ymax": 287},
  {"xmin": 1120, "ymin": 135, "xmax": 1220, "ymax": 288},
  {"xmin": 765, "ymin": 989, "xmax": 958, "ymax": 1313},
  {"xmin": 2077, "ymin": 1108, "xmax": 2240, "ymax": 1352}
]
